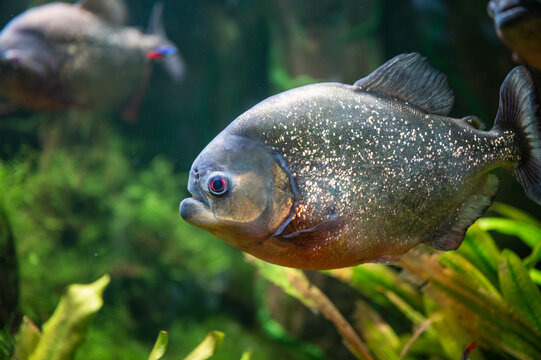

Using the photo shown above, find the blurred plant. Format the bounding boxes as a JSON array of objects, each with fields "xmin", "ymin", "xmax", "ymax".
[
  {"xmin": 251, "ymin": 203, "xmax": 541, "ymax": 360},
  {"xmin": 148, "ymin": 330, "xmax": 228, "ymax": 360},
  {"xmin": 8, "ymin": 275, "xmax": 243, "ymax": 360},
  {"xmin": 0, "ymin": 143, "xmax": 311, "ymax": 359},
  {"xmin": 13, "ymin": 275, "xmax": 109, "ymax": 360},
  {"xmin": 247, "ymin": 256, "xmax": 372, "ymax": 360}
]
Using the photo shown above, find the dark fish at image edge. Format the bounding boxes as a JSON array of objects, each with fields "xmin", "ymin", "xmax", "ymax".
[
  {"xmin": 180, "ymin": 53, "xmax": 541, "ymax": 270},
  {"xmin": 488, "ymin": 0, "xmax": 541, "ymax": 69}
]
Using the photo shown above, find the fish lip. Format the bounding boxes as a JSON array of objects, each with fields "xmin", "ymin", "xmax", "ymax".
[
  {"xmin": 493, "ymin": 1, "xmax": 541, "ymax": 27},
  {"xmin": 179, "ymin": 197, "xmax": 212, "ymax": 221}
]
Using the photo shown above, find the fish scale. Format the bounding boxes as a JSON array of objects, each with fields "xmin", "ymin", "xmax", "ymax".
[{"xmin": 233, "ymin": 85, "xmax": 517, "ymax": 255}]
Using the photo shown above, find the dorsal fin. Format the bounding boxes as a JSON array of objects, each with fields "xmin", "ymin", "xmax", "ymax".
[
  {"xmin": 354, "ymin": 53, "xmax": 455, "ymax": 116},
  {"xmin": 76, "ymin": 0, "xmax": 128, "ymax": 24}
]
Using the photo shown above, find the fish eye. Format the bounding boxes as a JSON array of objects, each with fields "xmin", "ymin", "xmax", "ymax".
[{"xmin": 208, "ymin": 174, "xmax": 229, "ymax": 196}]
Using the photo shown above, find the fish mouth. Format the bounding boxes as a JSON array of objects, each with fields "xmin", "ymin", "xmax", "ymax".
[
  {"xmin": 491, "ymin": 0, "xmax": 541, "ymax": 27},
  {"xmin": 179, "ymin": 196, "xmax": 214, "ymax": 223}
]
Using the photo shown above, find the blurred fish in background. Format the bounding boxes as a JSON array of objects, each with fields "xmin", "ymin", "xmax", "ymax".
[
  {"xmin": 0, "ymin": 0, "xmax": 184, "ymax": 120},
  {"xmin": 488, "ymin": 0, "xmax": 541, "ymax": 69}
]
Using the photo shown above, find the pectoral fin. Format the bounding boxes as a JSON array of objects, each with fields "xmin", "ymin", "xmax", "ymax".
[{"xmin": 273, "ymin": 218, "xmax": 348, "ymax": 248}]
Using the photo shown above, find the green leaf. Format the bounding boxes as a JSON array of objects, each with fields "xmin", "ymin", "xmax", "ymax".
[
  {"xmin": 14, "ymin": 316, "xmax": 41, "ymax": 360},
  {"xmin": 490, "ymin": 203, "xmax": 541, "ymax": 228},
  {"xmin": 28, "ymin": 275, "xmax": 110, "ymax": 360},
  {"xmin": 401, "ymin": 251, "xmax": 541, "ymax": 358},
  {"xmin": 499, "ymin": 250, "xmax": 541, "ymax": 334},
  {"xmin": 247, "ymin": 256, "xmax": 315, "ymax": 310},
  {"xmin": 458, "ymin": 224, "xmax": 500, "ymax": 286},
  {"xmin": 184, "ymin": 331, "xmax": 225, "ymax": 360},
  {"xmin": 239, "ymin": 350, "xmax": 252, "ymax": 360},
  {"xmin": 348, "ymin": 264, "xmax": 422, "ymax": 312},
  {"xmin": 530, "ymin": 268, "xmax": 541, "ymax": 286},
  {"xmin": 148, "ymin": 331, "xmax": 168, "ymax": 360},
  {"xmin": 524, "ymin": 241, "xmax": 541, "ymax": 268},
  {"xmin": 247, "ymin": 255, "xmax": 373, "ymax": 360},
  {"xmin": 354, "ymin": 300, "xmax": 401, "ymax": 360},
  {"xmin": 476, "ymin": 218, "xmax": 541, "ymax": 249},
  {"xmin": 439, "ymin": 253, "xmax": 501, "ymax": 299}
]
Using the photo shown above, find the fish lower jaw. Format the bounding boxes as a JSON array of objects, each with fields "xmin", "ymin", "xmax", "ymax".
[
  {"xmin": 179, "ymin": 197, "xmax": 214, "ymax": 224},
  {"xmin": 496, "ymin": 6, "xmax": 535, "ymax": 27}
]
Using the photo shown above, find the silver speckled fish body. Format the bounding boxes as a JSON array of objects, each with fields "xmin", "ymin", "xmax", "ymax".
[
  {"xmin": 230, "ymin": 84, "xmax": 517, "ymax": 259},
  {"xmin": 180, "ymin": 53, "xmax": 541, "ymax": 269}
]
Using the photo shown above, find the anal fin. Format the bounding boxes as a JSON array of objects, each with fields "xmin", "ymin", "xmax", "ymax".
[{"xmin": 426, "ymin": 175, "xmax": 499, "ymax": 251}]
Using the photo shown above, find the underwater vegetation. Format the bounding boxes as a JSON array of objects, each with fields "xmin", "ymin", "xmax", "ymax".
[{"xmin": 1, "ymin": 0, "xmax": 541, "ymax": 360}]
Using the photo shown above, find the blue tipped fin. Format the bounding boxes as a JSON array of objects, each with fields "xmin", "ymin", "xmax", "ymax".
[{"xmin": 147, "ymin": 2, "xmax": 185, "ymax": 81}]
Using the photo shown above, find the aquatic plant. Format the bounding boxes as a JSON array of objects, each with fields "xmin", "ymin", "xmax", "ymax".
[
  {"xmin": 250, "ymin": 203, "xmax": 541, "ymax": 359},
  {"xmin": 0, "ymin": 140, "xmax": 313, "ymax": 360},
  {"xmin": 9, "ymin": 275, "xmax": 242, "ymax": 360}
]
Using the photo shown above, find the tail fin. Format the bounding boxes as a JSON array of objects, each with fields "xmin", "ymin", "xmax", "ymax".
[
  {"xmin": 493, "ymin": 66, "xmax": 541, "ymax": 204},
  {"xmin": 147, "ymin": 2, "xmax": 185, "ymax": 81}
]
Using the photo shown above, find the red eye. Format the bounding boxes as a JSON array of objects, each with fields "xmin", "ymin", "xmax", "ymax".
[{"xmin": 208, "ymin": 175, "xmax": 229, "ymax": 195}]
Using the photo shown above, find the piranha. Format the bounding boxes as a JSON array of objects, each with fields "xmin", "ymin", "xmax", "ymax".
[
  {"xmin": 180, "ymin": 53, "xmax": 541, "ymax": 270},
  {"xmin": 0, "ymin": 0, "xmax": 184, "ymax": 111},
  {"xmin": 488, "ymin": 0, "xmax": 541, "ymax": 69}
]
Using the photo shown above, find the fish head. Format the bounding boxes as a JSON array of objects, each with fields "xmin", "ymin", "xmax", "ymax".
[
  {"xmin": 488, "ymin": 0, "xmax": 541, "ymax": 67},
  {"xmin": 0, "ymin": 28, "xmax": 57, "ymax": 83},
  {"xmin": 180, "ymin": 134, "xmax": 296, "ymax": 251},
  {"xmin": 0, "ymin": 21, "xmax": 60, "ymax": 107}
]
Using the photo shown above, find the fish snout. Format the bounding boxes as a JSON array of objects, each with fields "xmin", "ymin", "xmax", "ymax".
[
  {"xmin": 489, "ymin": 0, "xmax": 541, "ymax": 27},
  {"xmin": 186, "ymin": 167, "xmax": 206, "ymax": 205}
]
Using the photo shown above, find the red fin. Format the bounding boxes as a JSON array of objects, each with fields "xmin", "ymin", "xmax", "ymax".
[
  {"xmin": 461, "ymin": 342, "xmax": 476, "ymax": 360},
  {"xmin": 121, "ymin": 66, "xmax": 153, "ymax": 123},
  {"xmin": 274, "ymin": 218, "xmax": 348, "ymax": 248}
]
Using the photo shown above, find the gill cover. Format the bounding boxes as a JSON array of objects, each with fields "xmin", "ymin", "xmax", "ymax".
[{"xmin": 181, "ymin": 135, "xmax": 298, "ymax": 249}]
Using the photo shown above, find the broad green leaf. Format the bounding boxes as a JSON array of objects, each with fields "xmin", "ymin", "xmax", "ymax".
[
  {"xmin": 524, "ymin": 241, "xmax": 541, "ymax": 268},
  {"xmin": 349, "ymin": 264, "xmax": 422, "ymax": 312},
  {"xmin": 530, "ymin": 268, "xmax": 541, "ymax": 286},
  {"xmin": 424, "ymin": 306, "xmax": 483, "ymax": 360},
  {"xmin": 439, "ymin": 253, "xmax": 501, "ymax": 299},
  {"xmin": 476, "ymin": 218, "xmax": 541, "ymax": 249},
  {"xmin": 184, "ymin": 331, "xmax": 225, "ymax": 360},
  {"xmin": 246, "ymin": 255, "xmax": 315, "ymax": 310},
  {"xmin": 490, "ymin": 203, "xmax": 541, "ymax": 228},
  {"xmin": 14, "ymin": 316, "xmax": 41, "ymax": 360},
  {"xmin": 354, "ymin": 300, "xmax": 400, "ymax": 360},
  {"xmin": 499, "ymin": 250, "xmax": 541, "ymax": 334},
  {"xmin": 239, "ymin": 350, "xmax": 252, "ymax": 360},
  {"xmin": 458, "ymin": 224, "xmax": 500, "ymax": 286},
  {"xmin": 383, "ymin": 290, "xmax": 426, "ymax": 326},
  {"xmin": 148, "ymin": 331, "xmax": 168, "ymax": 360},
  {"xmin": 401, "ymin": 252, "xmax": 541, "ymax": 359},
  {"xmin": 29, "ymin": 275, "xmax": 110, "ymax": 360}
]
